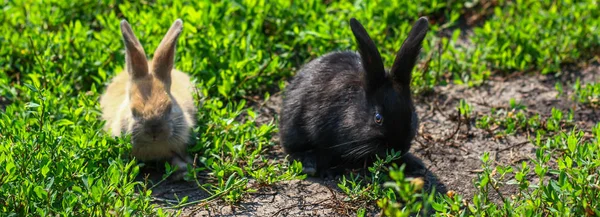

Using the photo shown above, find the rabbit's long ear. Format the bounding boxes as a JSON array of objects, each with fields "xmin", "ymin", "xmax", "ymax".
[
  {"xmin": 120, "ymin": 20, "xmax": 149, "ymax": 79},
  {"xmin": 350, "ymin": 18, "xmax": 385, "ymax": 92},
  {"xmin": 390, "ymin": 17, "xmax": 429, "ymax": 86},
  {"xmin": 152, "ymin": 19, "xmax": 183, "ymax": 86}
]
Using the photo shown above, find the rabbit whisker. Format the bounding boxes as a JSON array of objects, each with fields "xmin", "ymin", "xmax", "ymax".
[
  {"xmin": 130, "ymin": 128, "xmax": 144, "ymax": 141},
  {"xmin": 328, "ymin": 138, "xmax": 376, "ymax": 149},
  {"xmin": 342, "ymin": 140, "xmax": 380, "ymax": 160}
]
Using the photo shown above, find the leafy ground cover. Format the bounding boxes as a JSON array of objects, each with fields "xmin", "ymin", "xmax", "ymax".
[{"xmin": 1, "ymin": 0, "xmax": 599, "ymax": 216}]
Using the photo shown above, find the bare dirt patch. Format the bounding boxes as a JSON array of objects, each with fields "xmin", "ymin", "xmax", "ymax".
[
  {"xmin": 414, "ymin": 63, "xmax": 599, "ymax": 201},
  {"xmin": 150, "ymin": 64, "xmax": 599, "ymax": 216},
  {"xmin": 189, "ymin": 178, "xmax": 356, "ymax": 217}
]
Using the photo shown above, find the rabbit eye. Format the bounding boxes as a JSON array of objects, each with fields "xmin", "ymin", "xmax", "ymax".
[{"xmin": 374, "ymin": 113, "xmax": 383, "ymax": 125}]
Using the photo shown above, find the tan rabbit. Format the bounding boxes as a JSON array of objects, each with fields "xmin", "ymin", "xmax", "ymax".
[{"xmin": 100, "ymin": 19, "xmax": 197, "ymax": 181}]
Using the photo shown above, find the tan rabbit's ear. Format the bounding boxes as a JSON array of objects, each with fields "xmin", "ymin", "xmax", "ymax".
[
  {"xmin": 120, "ymin": 20, "xmax": 149, "ymax": 79},
  {"xmin": 152, "ymin": 19, "xmax": 183, "ymax": 86}
]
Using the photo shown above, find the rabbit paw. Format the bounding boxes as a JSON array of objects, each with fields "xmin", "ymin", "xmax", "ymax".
[
  {"xmin": 288, "ymin": 150, "xmax": 318, "ymax": 176},
  {"xmin": 168, "ymin": 155, "xmax": 191, "ymax": 181},
  {"xmin": 318, "ymin": 167, "xmax": 343, "ymax": 180}
]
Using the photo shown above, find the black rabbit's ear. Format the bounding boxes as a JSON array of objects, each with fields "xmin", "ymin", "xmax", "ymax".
[
  {"xmin": 350, "ymin": 18, "xmax": 385, "ymax": 91},
  {"xmin": 390, "ymin": 17, "xmax": 429, "ymax": 86}
]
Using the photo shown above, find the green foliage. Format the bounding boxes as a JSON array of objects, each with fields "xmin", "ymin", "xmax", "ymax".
[
  {"xmin": 476, "ymin": 106, "xmax": 537, "ymax": 136},
  {"xmin": 0, "ymin": 84, "xmax": 158, "ymax": 216},
  {"xmin": 336, "ymin": 150, "xmax": 403, "ymax": 205},
  {"xmin": 458, "ymin": 99, "xmax": 473, "ymax": 120},
  {"xmin": 2, "ymin": 0, "xmax": 600, "ymax": 216},
  {"xmin": 472, "ymin": 0, "xmax": 600, "ymax": 74},
  {"xmin": 376, "ymin": 164, "xmax": 438, "ymax": 217},
  {"xmin": 572, "ymin": 79, "xmax": 600, "ymax": 108},
  {"xmin": 475, "ymin": 102, "xmax": 574, "ymax": 137}
]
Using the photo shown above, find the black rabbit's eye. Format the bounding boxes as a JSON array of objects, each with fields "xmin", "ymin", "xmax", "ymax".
[{"xmin": 374, "ymin": 113, "xmax": 383, "ymax": 125}]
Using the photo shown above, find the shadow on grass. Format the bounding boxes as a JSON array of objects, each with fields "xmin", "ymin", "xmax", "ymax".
[{"xmin": 0, "ymin": 96, "xmax": 10, "ymax": 111}]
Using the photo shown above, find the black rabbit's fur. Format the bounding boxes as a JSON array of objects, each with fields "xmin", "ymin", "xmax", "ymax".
[{"xmin": 279, "ymin": 17, "xmax": 430, "ymax": 177}]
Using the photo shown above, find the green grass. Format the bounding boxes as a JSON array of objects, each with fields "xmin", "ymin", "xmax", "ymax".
[
  {"xmin": 572, "ymin": 79, "xmax": 600, "ymax": 108},
  {"xmin": 475, "ymin": 102, "xmax": 559, "ymax": 136},
  {"xmin": 1, "ymin": 0, "xmax": 600, "ymax": 216}
]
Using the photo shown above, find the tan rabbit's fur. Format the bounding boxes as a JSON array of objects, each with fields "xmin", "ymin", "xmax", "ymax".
[{"xmin": 100, "ymin": 19, "xmax": 196, "ymax": 180}]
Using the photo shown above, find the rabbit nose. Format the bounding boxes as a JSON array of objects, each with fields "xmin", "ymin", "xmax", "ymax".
[{"xmin": 149, "ymin": 123, "xmax": 161, "ymax": 139}]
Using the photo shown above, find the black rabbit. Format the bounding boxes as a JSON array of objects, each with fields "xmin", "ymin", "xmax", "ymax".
[{"xmin": 279, "ymin": 17, "xmax": 429, "ymax": 178}]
